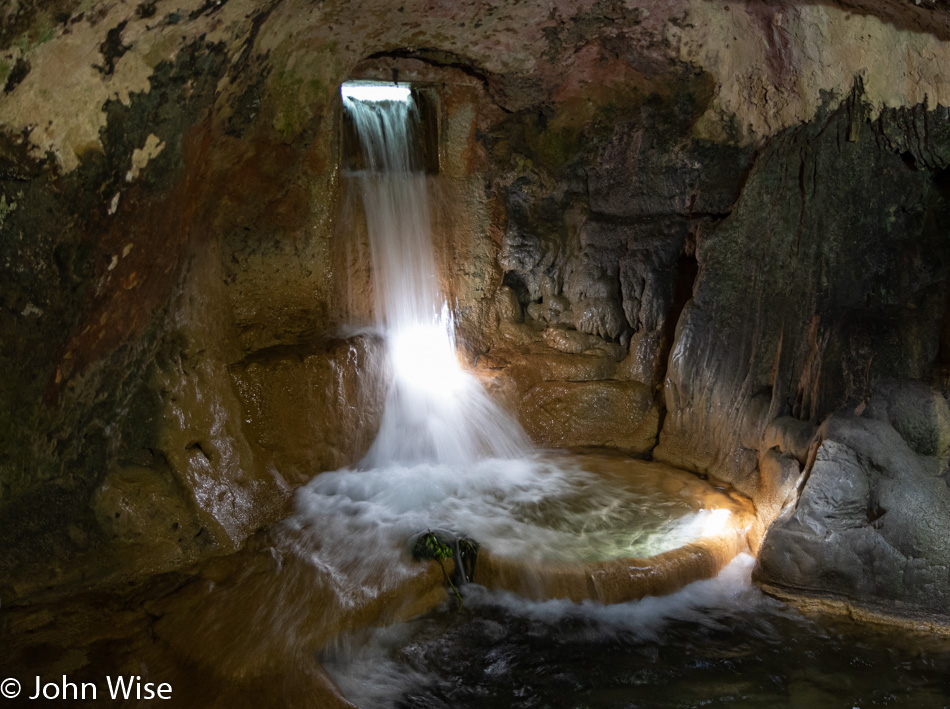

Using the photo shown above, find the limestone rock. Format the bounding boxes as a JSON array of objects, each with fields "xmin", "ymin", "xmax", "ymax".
[
  {"xmin": 572, "ymin": 297, "xmax": 629, "ymax": 342},
  {"xmin": 542, "ymin": 325, "xmax": 602, "ymax": 355},
  {"xmin": 231, "ymin": 336, "xmax": 388, "ymax": 485},
  {"xmin": 657, "ymin": 97, "xmax": 950, "ymax": 497},
  {"xmin": 756, "ymin": 383, "xmax": 950, "ymax": 621},
  {"xmin": 494, "ymin": 284, "xmax": 523, "ymax": 324},
  {"xmin": 519, "ymin": 380, "xmax": 659, "ymax": 452},
  {"xmin": 863, "ymin": 379, "xmax": 950, "ymax": 458},
  {"xmin": 92, "ymin": 465, "xmax": 206, "ymax": 575}
]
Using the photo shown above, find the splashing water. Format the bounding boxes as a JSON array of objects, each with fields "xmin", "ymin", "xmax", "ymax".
[
  {"xmin": 285, "ymin": 83, "xmax": 734, "ymax": 610},
  {"xmin": 321, "ymin": 554, "xmax": 767, "ymax": 709},
  {"xmin": 341, "ymin": 81, "xmax": 529, "ymax": 467}
]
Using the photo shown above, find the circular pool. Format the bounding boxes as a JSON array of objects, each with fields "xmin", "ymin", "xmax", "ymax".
[
  {"xmin": 468, "ymin": 452, "xmax": 756, "ymax": 603},
  {"xmin": 294, "ymin": 450, "xmax": 755, "ymax": 606}
]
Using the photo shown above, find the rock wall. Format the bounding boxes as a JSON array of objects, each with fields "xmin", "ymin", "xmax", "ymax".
[
  {"xmin": 1, "ymin": 0, "xmax": 950, "ymax": 622},
  {"xmin": 658, "ymin": 95, "xmax": 950, "ymax": 493},
  {"xmin": 756, "ymin": 381, "xmax": 950, "ymax": 623}
]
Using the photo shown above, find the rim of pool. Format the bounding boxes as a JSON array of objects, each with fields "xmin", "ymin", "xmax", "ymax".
[{"xmin": 464, "ymin": 452, "xmax": 757, "ymax": 604}]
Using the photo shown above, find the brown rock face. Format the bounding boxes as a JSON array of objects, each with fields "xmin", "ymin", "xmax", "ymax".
[
  {"xmin": 520, "ymin": 380, "xmax": 659, "ymax": 452},
  {"xmin": 231, "ymin": 335, "xmax": 388, "ymax": 485},
  {"xmin": 657, "ymin": 98, "xmax": 950, "ymax": 494}
]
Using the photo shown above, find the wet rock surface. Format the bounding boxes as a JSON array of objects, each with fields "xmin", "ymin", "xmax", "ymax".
[
  {"xmin": 519, "ymin": 380, "xmax": 659, "ymax": 452},
  {"xmin": 0, "ymin": 523, "xmax": 452, "ymax": 708},
  {"xmin": 756, "ymin": 381, "xmax": 950, "ymax": 621},
  {"xmin": 657, "ymin": 97, "xmax": 950, "ymax": 500},
  {"xmin": 1, "ymin": 0, "xmax": 950, "ymax": 627}
]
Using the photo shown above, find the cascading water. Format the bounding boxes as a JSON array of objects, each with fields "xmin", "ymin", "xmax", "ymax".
[
  {"xmin": 290, "ymin": 82, "xmax": 737, "ymax": 576},
  {"xmin": 10, "ymin": 84, "xmax": 944, "ymax": 709},
  {"xmin": 284, "ymin": 82, "xmax": 744, "ymax": 634},
  {"xmin": 341, "ymin": 81, "xmax": 529, "ymax": 467}
]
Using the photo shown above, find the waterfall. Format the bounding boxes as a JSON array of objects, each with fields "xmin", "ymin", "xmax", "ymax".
[
  {"xmin": 341, "ymin": 82, "xmax": 529, "ymax": 467},
  {"xmin": 277, "ymin": 83, "xmax": 731, "ymax": 629}
]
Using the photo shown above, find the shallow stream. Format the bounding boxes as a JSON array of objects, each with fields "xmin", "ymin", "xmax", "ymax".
[
  {"xmin": 324, "ymin": 555, "xmax": 950, "ymax": 709},
  {"xmin": 310, "ymin": 82, "xmax": 950, "ymax": 708}
]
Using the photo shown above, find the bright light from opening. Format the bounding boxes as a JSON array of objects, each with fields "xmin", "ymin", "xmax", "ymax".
[
  {"xmin": 389, "ymin": 312, "xmax": 467, "ymax": 398},
  {"xmin": 701, "ymin": 509, "xmax": 732, "ymax": 537},
  {"xmin": 341, "ymin": 82, "xmax": 411, "ymax": 103}
]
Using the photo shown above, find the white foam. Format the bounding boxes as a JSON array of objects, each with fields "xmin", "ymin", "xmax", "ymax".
[
  {"xmin": 342, "ymin": 83, "xmax": 530, "ymax": 468},
  {"xmin": 289, "ymin": 454, "xmax": 712, "ymax": 603},
  {"xmin": 322, "ymin": 623, "xmax": 436, "ymax": 709},
  {"xmin": 466, "ymin": 553, "xmax": 761, "ymax": 637}
]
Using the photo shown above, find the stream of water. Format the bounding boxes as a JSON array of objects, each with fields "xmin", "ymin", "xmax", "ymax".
[
  {"xmin": 341, "ymin": 81, "xmax": 528, "ymax": 468},
  {"xmin": 302, "ymin": 82, "xmax": 721, "ymax": 574},
  {"xmin": 322, "ymin": 554, "xmax": 950, "ymax": 709},
  {"xmin": 5, "ymin": 82, "xmax": 950, "ymax": 709},
  {"xmin": 288, "ymin": 82, "xmax": 950, "ymax": 709}
]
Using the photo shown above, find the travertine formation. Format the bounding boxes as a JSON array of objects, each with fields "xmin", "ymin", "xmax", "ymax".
[{"xmin": 1, "ymin": 0, "xmax": 949, "ymax": 629}]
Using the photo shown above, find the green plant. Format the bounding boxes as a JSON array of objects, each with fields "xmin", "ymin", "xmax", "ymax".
[{"xmin": 412, "ymin": 530, "xmax": 464, "ymax": 610}]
